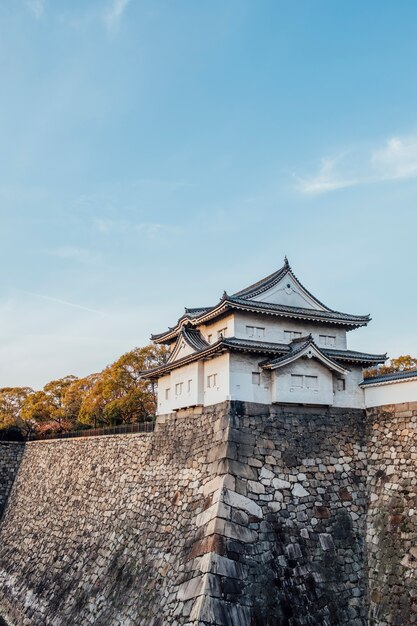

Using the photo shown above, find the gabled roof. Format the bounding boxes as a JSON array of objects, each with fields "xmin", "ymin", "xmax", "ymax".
[
  {"xmin": 151, "ymin": 258, "xmax": 371, "ymax": 344},
  {"xmin": 360, "ymin": 369, "xmax": 417, "ymax": 387},
  {"xmin": 261, "ymin": 335, "xmax": 349, "ymax": 376},
  {"xmin": 167, "ymin": 326, "xmax": 209, "ymax": 363},
  {"xmin": 232, "ymin": 257, "xmax": 329, "ymax": 310}
]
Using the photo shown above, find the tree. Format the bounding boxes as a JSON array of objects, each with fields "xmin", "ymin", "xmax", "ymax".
[
  {"xmin": 364, "ymin": 354, "xmax": 417, "ymax": 379},
  {"xmin": 79, "ymin": 344, "xmax": 168, "ymax": 426},
  {"xmin": 21, "ymin": 375, "xmax": 79, "ymax": 433},
  {"xmin": 0, "ymin": 387, "xmax": 35, "ymax": 438},
  {"xmin": 390, "ymin": 355, "xmax": 417, "ymax": 371}
]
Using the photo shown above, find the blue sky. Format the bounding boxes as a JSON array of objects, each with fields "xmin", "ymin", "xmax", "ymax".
[{"xmin": 1, "ymin": 0, "xmax": 416, "ymax": 388}]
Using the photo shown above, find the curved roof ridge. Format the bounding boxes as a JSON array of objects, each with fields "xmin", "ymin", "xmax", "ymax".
[
  {"xmin": 230, "ymin": 257, "xmax": 332, "ymax": 312},
  {"xmin": 182, "ymin": 326, "xmax": 209, "ymax": 351},
  {"xmin": 231, "ymin": 259, "xmax": 289, "ymax": 299}
]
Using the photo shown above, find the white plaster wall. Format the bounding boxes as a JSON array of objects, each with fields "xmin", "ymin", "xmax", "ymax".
[
  {"xmin": 198, "ymin": 315, "xmax": 235, "ymax": 344},
  {"xmin": 364, "ymin": 379, "xmax": 417, "ymax": 408},
  {"xmin": 272, "ymin": 359, "xmax": 334, "ymax": 405},
  {"xmin": 203, "ymin": 353, "xmax": 230, "ymax": 406},
  {"xmin": 168, "ymin": 338, "xmax": 195, "ymax": 362},
  {"xmin": 156, "ymin": 374, "xmax": 172, "ymax": 415},
  {"xmin": 233, "ymin": 312, "xmax": 347, "ymax": 349},
  {"xmin": 333, "ymin": 366, "xmax": 365, "ymax": 409},
  {"xmin": 229, "ymin": 353, "xmax": 272, "ymax": 404},
  {"xmin": 156, "ymin": 362, "xmax": 204, "ymax": 413},
  {"xmin": 251, "ymin": 274, "xmax": 324, "ymax": 309}
]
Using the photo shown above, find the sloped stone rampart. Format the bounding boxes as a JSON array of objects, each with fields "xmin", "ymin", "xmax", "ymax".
[
  {"xmin": 0, "ymin": 401, "xmax": 415, "ymax": 625},
  {"xmin": 193, "ymin": 402, "xmax": 368, "ymax": 626},
  {"xmin": 0, "ymin": 442, "xmax": 24, "ymax": 519},
  {"xmin": 0, "ymin": 406, "xmax": 231, "ymax": 626}
]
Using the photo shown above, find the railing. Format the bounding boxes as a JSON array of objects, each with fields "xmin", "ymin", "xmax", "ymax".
[{"xmin": 28, "ymin": 421, "xmax": 155, "ymax": 441}]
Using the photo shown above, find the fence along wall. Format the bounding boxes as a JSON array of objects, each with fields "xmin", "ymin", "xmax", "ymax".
[{"xmin": 0, "ymin": 400, "xmax": 416, "ymax": 625}]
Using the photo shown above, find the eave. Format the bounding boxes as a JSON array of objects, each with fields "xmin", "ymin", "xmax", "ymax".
[
  {"xmin": 151, "ymin": 297, "xmax": 370, "ymax": 344},
  {"xmin": 141, "ymin": 336, "xmax": 385, "ymax": 380},
  {"xmin": 360, "ymin": 369, "xmax": 417, "ymax": 387},
  {"xmin": 141, "ymin": 337, "xmax": 287, "ymax": 379}
]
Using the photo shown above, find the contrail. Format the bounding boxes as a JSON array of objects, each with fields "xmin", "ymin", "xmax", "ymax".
[{"xmin": 26, "ymin": 292, "xmax": 105, "ymax": 315}]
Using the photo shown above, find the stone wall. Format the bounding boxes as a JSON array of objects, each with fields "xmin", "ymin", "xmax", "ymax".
[
  {"xmin": 193, "ymin": 402, "xmax": 368, "ymax": 626},
  {"xmin": 0, "ymin": 401, "xmax": 415, "ymax": 626},
  {"xmin": 366, "ymin": 401, "xmax": 417, "ymax": 625},
  {"xmin": 0, "ymin": 442, "xmax": 24, "ymax": 519},
  {"xmin": 0, "ymin": 406, "xmax": 231, "ymax": 626}
]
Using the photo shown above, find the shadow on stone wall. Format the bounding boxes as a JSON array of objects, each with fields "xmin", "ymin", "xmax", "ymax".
[{"xmin": 0, "ymin": 442, "xmax": 25, "ymax": 523}]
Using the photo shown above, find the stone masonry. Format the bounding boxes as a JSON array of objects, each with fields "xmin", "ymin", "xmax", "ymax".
[
  {"xmin": 0, "ymin": 442, "xmax": 24, "ymax": 520},
  {"xmin": 367, "ymin": 401, "xmax": 417, "ymax": 625},
  {"xmin": 0, "ymin": 401, "xmax": 415, "ymax": 625}
]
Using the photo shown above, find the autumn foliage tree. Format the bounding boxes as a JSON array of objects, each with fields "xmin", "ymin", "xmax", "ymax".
[
  {"xmin": 364, "ymin": 354, "xmax": 417, "ymax": 379},
  {"xmin": 0, "ymin": 387, "xmax": 35, "ymax": 439},
  {"xmin": 79, "ymin": 344, "xmax": 168, "ymax": 427},
  {"xmin": 0, "ymin": 344, "xmax": 168, "ymax": 437}
]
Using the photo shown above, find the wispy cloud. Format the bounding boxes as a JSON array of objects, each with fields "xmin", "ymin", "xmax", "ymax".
[
  {"xmin": 94, "ymin": 218, "xmax": 175, "ymax": 239},
  {"xmin": 104, "ymin": 0, "xmax": 131, "ymax": 32},
  {"xmin": 26, "ymin": 292, "xmax": 104, "ymax": 316},
  {"xmin": 26, "ymin": 0, "xmax": 45, "ymax": 19},
  {"xmin": 45, "ymin": 246, "xmax": 97, "ymax": 262},
  {"xmin": 372, "ymin": 135, "xmax": 417, "ymax": 180},
  {"xmin": 296, "ymin": 131, "xmax": 417, "ymax": 195}
]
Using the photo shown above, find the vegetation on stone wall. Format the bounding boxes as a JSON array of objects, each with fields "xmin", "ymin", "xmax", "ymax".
[
  {"xmin": 0, "ymin": 344, "xmax": 168, "ymax": 438},
  {"xmin": 364, "ymin": 354, "xmax": 417, "ymax": 379}
]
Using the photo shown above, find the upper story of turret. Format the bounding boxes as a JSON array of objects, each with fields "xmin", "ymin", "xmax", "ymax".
[{"xmin": 142, "ymin": 259, "xmax": 386, "ymax": 413}]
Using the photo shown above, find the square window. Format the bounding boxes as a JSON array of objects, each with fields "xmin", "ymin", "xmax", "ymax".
[
  {"xmin": 246, "ymin": 325, "xmax": 255, "ymax": 338},
  {"xmin": 252, "ymin": 372, "xmax": 261, "ymax": 385},
  {"xmin": 285, "ymin": 330, "xmax": 302, "ymax": 342},
  {"xmin": 175, "ymin": 382, "xmax": 183, "ymax": 395},
  {"xmin": 305, "ymin": 375, "xmax": 318, "ymax": 389},
  {"xmin": 217, "ymin": 328, "xmax": 227, "ymax": 339},
  {"xmin": 337, "ymin": 378, "xmax": 346, "ymax": 391},
  {"xmin": 256, "ymin": 327, "xmax": 265, "ymax": 338},
  {"xmin": 207, "ymin": 373, "xmax": 217, "ymax": 388},
  {"xmin": 319, "ymin": 334, "xmax": 336, "ymax": 347},
  {"xmin": 291, "ymin": 374, "xmax": 303, "ymax": 387}
]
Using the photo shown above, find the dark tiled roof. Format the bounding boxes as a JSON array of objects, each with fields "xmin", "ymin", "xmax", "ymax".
[
  {"xmin": 184, "ymin": 307, "xmax": 212, "ymax": 318},
  {"xmin": 260, "ymin": 336, "xmax": 348, "ymax": 374},
  {"xmin": 232, "ymin": 259, "xmax": 289, "ymax": 299},
  {"xmin": 142, "ymin": 331, "xmax": 385, "ymax": 379},
  {"xmin": 325, "ymin": 349, "xmax": 387, "ymax": 365},
  {"xmin": 143, "ymin": 337, "xmax": 289, "ymax": 378},
  {"xmin": 227, "ymin": 296, "xmax": 370, "ymax": 325},
  {"xmin": 182, "ymin": 327, "xmax": 209, "ymax": 351},
  {"xmin": 151, "ymin": 261, "xmax": 371, "ymax": 342},
  {"xmin": 361, "ymin": 369, "xmax": 417, "ymax": 386},
  {"xmin": 221, "ymin": 337, "xmax": 288, "ymax": 354}
]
